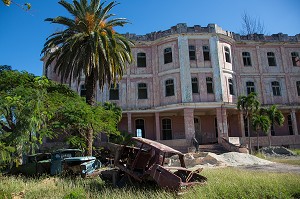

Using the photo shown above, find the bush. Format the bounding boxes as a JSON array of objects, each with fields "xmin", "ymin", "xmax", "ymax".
[{"xmin": 63, "ymin": 188, "xmax": 86, "ymax": 199}]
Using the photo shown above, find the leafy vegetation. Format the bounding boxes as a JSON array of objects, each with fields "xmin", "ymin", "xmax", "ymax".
[
  {"xmin": 1, "ymin": 167, "xmax": 299, "ymax": 198},
  {"xmin": 42, "ymin": 0, "xmax": 133, "ymax": 156}
]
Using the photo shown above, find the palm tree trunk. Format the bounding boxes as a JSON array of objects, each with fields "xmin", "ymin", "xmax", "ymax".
[
  {"xmin": 247, "ymin": 117, "xmax": 252, "ymax": 154},
  {"xmin": 257, "ymin": 133, "xmax": 259, "ymax": 152},
  {"xmin": 85, "ymin": 69, "xmax": 96, "ymax": 156}
]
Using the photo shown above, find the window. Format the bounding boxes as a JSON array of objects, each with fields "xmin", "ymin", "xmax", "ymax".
[
  {"xmin": 297, "ymin": 81, "xmax": 300, "ymax": 96},
  {"xmin": 291, "ymin": 52, "xmax": 299, "ymax": 66},
  {"xmin": 138, "ymin": 83, "xmax": 147, "ymax": 99},
  {"xmin": 191, "ymin": 77, "xmax": 199, "ymax": 94},
  {"xmin": 267, "ymin": 52, "xmax": 277, "ymax": 66},
  {"xmin": 80, "ymin": 84, "xmax": 86, "ymax": 97},
  {"xmin": 203, "ymin": 46, "xmax": 210, "ymax": 61},
  {"xmin": 165, "ymin": 79, "xmax": 174, "ymax": 97},
  {"xmin": 164, "ymin": 47, "xmax": 172, "ymax": 64},
  {"xmin": 224, "ymin": 47, "xmax": 231, "ymax": 63},
  {"xmin": 271, "ymin": 81, "xmax": 281, "ymax": 96},
  {"xmin": 189, "ymin": 45, "xmax": 196, "ymax": 60},
  {"xmin": 246, "ymin": 81, "xmax": 255, "ymax": 95},
  {"xmin": 214, "ymin": 118, "xmax": 218, "ymax": 138},
  {"xmin": 109, "ymin": 84, "xmax": 119, "ymax": 100},
  {"xmin": 228, "ymin": 78, "xmax": 234, "ymax": 95},
  {"xmin": 136, "ymin": 119, "xmax": 145, "ymax": 138},
  {"xmin": 162, "ymin": 119, "xmax": 172, "ymax": 140},
  {"xmin": 206, "ymin": 77, "xmax": 213, "ymax": 94},
  {"xmin": 137, "ymin": 52, "xmax": 146, "ymax": 67},
  {"xmin": 242, "ymin": 52, "xmax": 252, "ymax": 66},
  {"xmin": 287, "ymin": 115, "xmax": 294, "ymax": 135}
]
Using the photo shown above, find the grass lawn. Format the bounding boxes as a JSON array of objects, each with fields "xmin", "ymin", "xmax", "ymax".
[
  {"xmin": 1, "ymin": 167, "xmax": 300, "ymax": 199},
  {"xmin": 255, "ymin": 151, "xmax": 300, "ymax": 166}
]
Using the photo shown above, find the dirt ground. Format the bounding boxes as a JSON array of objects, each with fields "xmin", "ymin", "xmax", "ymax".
[{"xmin": 237, "ymin": 162, "xmax": 300, "ymax": 173}]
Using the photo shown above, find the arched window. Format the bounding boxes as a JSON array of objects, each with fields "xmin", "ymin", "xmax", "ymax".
[
  {"xmin": 136, "ymin": 119, "xmax": 145, "ymax": 138},
  {"xmin": 267, "ymin": 52, "xmax": 277, "ymax": 66},
  {"xmin": 242, "ymin": 52, "xmax": 252, "ymax": 66},
  {"xmin": 80, "ymin": 84, "xmax": 86, "ymax": 97},
  {"xmin": 165, "ymin": 79, "xmax": 174, "ymax": 97},
  {"xmin": 291, "ymin": 52, "xmax": 299, "ymax": 66},
  {"xmin": 162, "ymin": 118, "xmax": 172, "ymax": 140},
  {"xmin": 138, "ymin": 83, "xmax": 147, "ymax": 99},
  {"xmin": 228, "ymin": 78, "xmax": 234, "ymax": 95},
  {"xmin": 296, "ymin": 81, "xmax": 300, "ymax": 96},
  {"xmin": 137, "ymin": 52, "xmax": 146, "ymax": 67},
  {"xmin": 271, "ymin": 81, "xmax": 281, "ymax": 96},
  {"xmin": 164, "ymin": 47, "xmax": 172, "ymax": 64},
  {"xmin": 246, "ymin": 81, "xmax": 255, "ymax": 95},
  {"xmin": 224, "ymin": 47, "xmax": 231, "ymax": 63}
]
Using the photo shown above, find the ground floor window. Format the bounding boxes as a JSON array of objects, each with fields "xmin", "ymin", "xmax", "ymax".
[
  {"xmin": 135, "ymin": 119, "xmax": 145, "ymax": 138},
  {"xmin": 287, "ymin": 115, "xmax": 294, "ymax": 135},
  {"xmin": 162, "ymin": 118, "xmax": 172, "ymax": 140}
]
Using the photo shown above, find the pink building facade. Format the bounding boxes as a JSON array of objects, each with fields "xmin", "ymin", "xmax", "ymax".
[{"xmin": 44, "ymin": 23, "xmax": 300, "ymax": 150}]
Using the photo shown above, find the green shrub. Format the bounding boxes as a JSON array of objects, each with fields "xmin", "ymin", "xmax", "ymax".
[{"xmin": 63, "ymin": 188, "xmax": 86, "ymax": 199}]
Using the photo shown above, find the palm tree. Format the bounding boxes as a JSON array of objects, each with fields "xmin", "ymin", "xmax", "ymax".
[
  {"xmin": 252, "ymin": 113, "xmax": 270, "ymax": 151},
  {"xmin": 261, "ymin": 105, "xmax": 284, "ymax": 146},
  {"xmin": 237, "ymin": 92, "xmax": 260, "ymax": 154},
  {"xmin": 42, "ymin": 0, "xmax": 133, "ymax": 155}
]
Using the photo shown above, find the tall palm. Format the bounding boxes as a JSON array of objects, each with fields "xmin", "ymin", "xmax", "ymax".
[
  {"xmin": 252, "ymin": 113, "xmax": 270, "ymax": 151},
  {"xmin": 42, "ymin": 0, "xmax": 133, "ymax": 155},
  {"xmin": 237, "ymin": 92, "xmax": 260, "ymax": 154},
  {"xmin": 261, "ymin": 105, "xmax": 284, "ymax": 146}
]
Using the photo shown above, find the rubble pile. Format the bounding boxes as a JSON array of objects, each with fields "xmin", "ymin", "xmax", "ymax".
[{"xmin": 261, "ymin": 146, "xmax": 295, "ymax": 156}]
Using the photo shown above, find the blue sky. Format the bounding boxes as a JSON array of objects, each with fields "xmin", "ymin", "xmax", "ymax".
[{"xmin": 0, "ymin": 0, "xmax": 299, "ymax": 76}]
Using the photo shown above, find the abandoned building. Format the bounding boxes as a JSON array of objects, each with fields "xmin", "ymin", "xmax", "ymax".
[{"xmin": 43, "ymin": 23, "xmax": 300, "ymax": 151}]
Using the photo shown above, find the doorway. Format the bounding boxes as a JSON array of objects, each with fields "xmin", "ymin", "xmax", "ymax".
[{"xmin": 194, "ymin": 117, "xmax": 202, "ymax": 144}]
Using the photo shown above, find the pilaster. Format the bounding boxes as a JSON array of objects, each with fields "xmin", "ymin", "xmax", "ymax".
[
  {"xmin": 127, "ymin": 112, "xmax": 132, "ymax": 134},
  {"xmin": 155, "ymin": 112, "xmax": 161, "ymax": 140},
  {"xmin": 184, "ymin": 108, "xmax": 195, "ymax": 142},
  {"xmin": 216, "ymin": 107, "xmax": 229, "ymax": 142},
  {"xmin": 291, "ymin": 110, "xmax": 299, "ymax": 135}
]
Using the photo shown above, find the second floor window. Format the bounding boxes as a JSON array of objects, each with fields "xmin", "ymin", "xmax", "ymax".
[
  {"xmin": 242, "ymin": 52, "xmax": 252, "ymax": 66},
  {"xmin": 271, "ymin": 81, "xmax": 281, "ymax": 96},
  {"xmin": 164, "ymin": 47, "xmax": 172, "ymax": 64},
  {"xmin": 137, "ymin": 52, "xmax": 146, "ymax": 67},
  {"xmin": 80, "ymin": 84, "xmax": 86, "ymax": 97},
  {"xmin": 297, "ymin": 81, "xmax": 300, "ymax": 96},
  {"xmin": 191, "ymin": 77, "xmax": 199, "ymax": 93},
  {"xmin": 203, "ymin": 46, "xmax": 210, "ymax": 61},
  {"xmin": 291, "ymin": 52, "xmax": 299, "ymax": 66},
  {"xmin": 246, "ymin": 81, "xmax": 255, "ymax": 95},
  {"xmin": 228, "ymin": 78, "xmax": 234, "ymax": 95},
  {"xmin": 206, "ymin": 77, "xmax": 214, "ymax": 94},
  {"xmin": 138, "ymin": 83, "xmax": 147, "ymax": 99},
  {"xmin": 267, "ymin": 52, "xmax": 277, "ymax": 66},
  {"xmin": 189, "ymin": 45, "xmax": 196, "ymax": 60},
  {"xmin": 109, "ymin": 84, "xmax": 119, "ymax": 100},
  {"xmin": 224, "ymin": 47, "xmax": 231, "ymax": 63},
  {"xmin": 165, "ymin": 79, "xmax": 175, "ymax": 97}
]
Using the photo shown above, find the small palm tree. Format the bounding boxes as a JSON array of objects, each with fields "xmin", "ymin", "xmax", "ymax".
[
  {"xmin": 252, "ymin": 113, "xmax": 270, "ymax": 151},
  {"xmin": 261, "ymin": 105, "xmax": 284, "ymax": 146},
  {"xmin": 237, "ymin": 92, "xmax": 260, "ymax": 154},
  {"xmin": 42, "ymin": 0, "xmax": 133, "ymax": 155}
]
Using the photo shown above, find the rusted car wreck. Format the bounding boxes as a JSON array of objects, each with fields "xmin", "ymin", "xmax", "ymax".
[{"xmin": 101, "ymin": 137, "xmax": 207, "ymax": 192}]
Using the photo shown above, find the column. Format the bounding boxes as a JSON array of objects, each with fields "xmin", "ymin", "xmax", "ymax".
[
  {"xmin": 127, "ymin": 112, "xmax": 132, "ymax": 134},
  {"xmin": 155, "ymin": 112, "xmax": 160, "ymax": 140},
  {"xmin": 178, "ymin": 36, "xmax": 192, "ymax": 103},
  {"xmin": 291, "ymin": 110, "xmax": 299, "ymax": 135},
  {"xmin": 239, "ymin": 112, "xmax": 246, "ymax": 138},
  {"xmin": 216, "ymin": 107, "xmax": 229, "ymax": 142},
  {"xmin": 184, "ymin": 108, "xmax": 195, "ymax": 142}
]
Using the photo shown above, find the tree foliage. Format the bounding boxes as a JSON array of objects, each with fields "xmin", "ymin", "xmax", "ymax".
[
  {"xmin": 2, "ymin": 0, "xmax": 31, "ymax": 11},
  {"xmin": 252, "ymin": 113, "xmax": 270, "ymax": 150},
  {"xmin": 42, "ymin": 0, "xmax": 133, "ymax": 155}
]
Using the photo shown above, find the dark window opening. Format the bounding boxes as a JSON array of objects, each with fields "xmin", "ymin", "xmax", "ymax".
[
  {"xmin": 136, "ymin": 119, "xmax": 145, "ymax": 138},
  {"xmin": 271, "ymin": 124, "xmax": 275, "ymax": 136},
  {"xmin": 287, "ymin": 115, "xmax": 293, "ymax": 135},
  {"xmin": 162, "ymin": 119, "xmax": 172, "ymax": 140},
  {"xmin": 137, "ymin": 52, "xmax": 146, "ymax": 67},
  {"xmin": 224, "ymin": 47, "xmax": 231, "ymax": 63},
  {"xmin": 189, "ymin": 45, "xmax": 196, "ymax": 60},
  {"xmin": 215, "ymin": 117, "xmax": 218, "ymax": 138},
  {"xmin": 246, "ymin": 81, "xmax": 255, "ymax": 95},
  {"xmin": 297, "ymin": 81, "xmax": 300, "ymax": 96},
  {"xmin": 228, "ymin": 78, "xmax": 234, "ymax": 95},
  {"xmin": 165, "ymin": 79, "xmax": 175, "ymax": 97},
  {"xmin": 242, "ymin": 52, "xmax": 252, "ymax": 66},
  {"xmin": 138, "ymin": 83, "xmax": 147, "ymax": 99},
  {"xmin": 271, "ymin": 81, "xmax": 281, "ymax": 96},
  {"xmin": 203, "ymin": 46, "xmax": 210, "ymax": 61},
  {"xmin": 80, "ymin": 84, "xmax": 86, "ymax": 97},
  {"xmin": 164, "ymin": 47, "xmax": 172, "ymax": 64},
  {"xmin": 291, "ymin": 52, "xmax": 299, "ymax": 66},
  {"xmin": 191, "ymin": 77, "xmax": 199, "ymax": 94},
  {"xmin": 267, "ymin": 52, "xmax": 277, "ymax": 66},
  {"xmin": 109, "ymin": 84, "xmax": 119, "ymax": 100},
  {"xmin": 206, "ymin": 77, "xmax": 214, "ymax": 94}
]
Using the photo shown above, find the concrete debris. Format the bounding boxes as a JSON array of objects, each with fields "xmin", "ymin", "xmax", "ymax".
[{"xmin": 261, "ymin": 146, "xmax": 296, "ymax": 156}]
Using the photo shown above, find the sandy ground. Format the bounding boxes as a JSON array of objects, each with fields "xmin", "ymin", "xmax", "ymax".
[{"xmin": 237, "ymin": 162, "xmax": 300, "ymax": 173}]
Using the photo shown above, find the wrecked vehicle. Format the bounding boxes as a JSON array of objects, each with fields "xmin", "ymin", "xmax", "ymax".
[
  {"xmin": 10, "ymin": 149, "xmax": 101, "ymax": 177},
  {"xmin": 100, "ymin": 137, "xmax": 207, "ymax": 192}
]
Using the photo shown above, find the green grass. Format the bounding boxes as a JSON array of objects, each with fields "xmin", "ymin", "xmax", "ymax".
[
  {"xmin": 255, "ymin": 152, "xmax": 300, "ymax": 166},
  {"xmin": 1, "ymin": 167, "xmax": 300, "ymax": 199}
]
